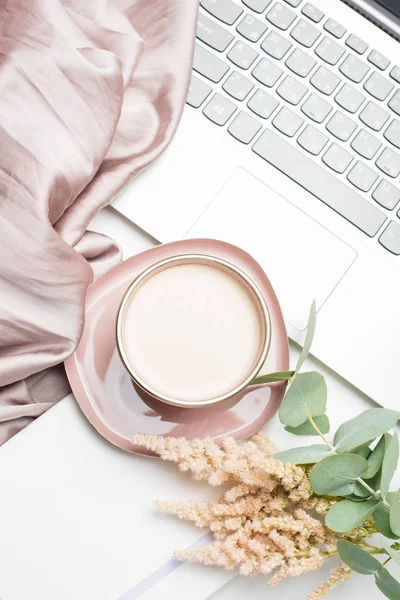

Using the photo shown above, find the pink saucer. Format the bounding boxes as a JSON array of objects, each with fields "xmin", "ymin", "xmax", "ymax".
[{"xmin": 65, "ymin": 239, "xmax": 289, "ymax": 457}]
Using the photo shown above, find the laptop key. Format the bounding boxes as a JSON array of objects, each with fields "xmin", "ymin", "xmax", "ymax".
[
  {"xmin": 186, "ymin": 75, "xmax": 212, "ymax": 108},
  {"xmin": 384, "ymin": 120, "xmax": 400, "ymax": 149},
  {"xmin": 301, "ymin": 93, "xmax": 332, "ymax": 123},
  {"xmin": 285, "ymin": 48, "xmax": 316, "ymax": 77},
  {"xmin": 252, "ymin": 58, "xmax": 283, "ymax": 86},
  {"xmin": 346, "ymin": 34, "xmax": 368, "ymax": 55},
  {"xmin": 388, "ymin": 90, "xmax": 400, "ymax": 116},
  {"xmin": 310, "ymin": 66, "xmax": 341, "ymax": 95},
  {"xmin": 228, "ymin": 41, "xmax": 259, "ymax": 69},
  {"xmin": 351, "ymin": 129, "xmax": 381, "ymax": 159},
  {"xmin": 237, "ymin": 13, "xmax": 268, "ymax": 42},
  {"xmin": 284, "ymin": 0, "xmax": 302, "ymax": 6},
  {"xmin": 301, "ymin": 2, "xmax": 324, "ymax": 23},
  {"xmin": 223, "ymin": 71, "xmax": 255, "ymax": 100},
  {"xmin": 379, "ymin": 221, "xmax": 400, "ymax": 255},
  {"xmin": 347, "ymin": 161, "xmax": 378, "ymax": 192},
  {"xmin": 364, "ymin": 72, "xmax": 394, "ymax": 101},
  {"xmin": 201, "ymin": 0, "xmax": 244, "ymax": 25},
  {"xmin": 197, "ymin": 13, "xmax": 235, "ymax": 52},
  {"xmin": 326, "ymin": 111, "xmax": 357, "ymax": 141},
  {"xmin": 368, "ymin": 50, "xmax": 390, "ymax": 71},
  {"xmin": 261, "ymin": 30, "xmax": 292, "ymax": 59},
  {"xmin": 228, "ymin": 110, "xmax": 262, "ymax": 143},
  {"xmin": 242, "ymin": 0, "xmax": 272, "ymax": 13},
  {"xmin": 252, "ymin": 129, "xmax": 387, "ymax": 236},
  {"xmin": 193, "ymin": 44, "xmax": 230, "ymax": 83},
  {"xmin": 291, "ymin": 19, "xmax": 320, "ymax": 48},
  {"xmin": 322, "ymin": 143, "xmax": 353, "ymax": 173},
  {"xmin": 315, "ymin": 36, "xmax": 345, "ymax": 66},
  {"xmin": 247, "ymin": 88, "xmax": 279, "ymax": 118},
  {"xmin": 297, "ymin": 124, "xmax": 328, "ymax": 155},
  {"xmin": 359, "ymin": 101, "xmax": 389, "ymax": 131},
  {"xmin": 390, "ymin": 66, "xmax": 400, "ymax": 84},
  {"xmin": 376, "ymin": 147, "xmax": 400, "ymax": 178},
  {"xmin": 276, "ymin": 75, "xmax": 308, "ymax": 105},
  {"xmin": 324, "ymin": 19, "xmax": 346, "ymax": 39},
  {"xmin": 272, "ymin": 106, "xmax": 304, "ymax": 136},
  {"xmin": 335, "ymin": 83, "xmax": 365, "ymax": 113},
  {"xmin": 203, "ymin": 93, "xmax": 237, "ymax": 125},
  {"xmin": 372, "ymin": 180, "xmax": 400, "ymax": 210},
  {"xmin": 266, "ymin": 2, "xmax": 296, "ymax": 30},
  {"xmin": 339, "ymin": 54, "xmax": 370, "ymax": 84}
]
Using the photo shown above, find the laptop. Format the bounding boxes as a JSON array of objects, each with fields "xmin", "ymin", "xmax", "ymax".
[{"xmin": 113, "ymin": 0, "xmax": 400, "ymax": 410}]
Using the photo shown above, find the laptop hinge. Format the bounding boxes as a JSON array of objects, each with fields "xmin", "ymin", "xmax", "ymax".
[{"xmin": 342, "ymin": 0, "xmax": 400, "ymax": 41}]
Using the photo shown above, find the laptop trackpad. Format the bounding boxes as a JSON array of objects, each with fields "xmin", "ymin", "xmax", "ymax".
[{"xmin": 186, "ymin": 168, "xmax": 357, "ymax": 331}]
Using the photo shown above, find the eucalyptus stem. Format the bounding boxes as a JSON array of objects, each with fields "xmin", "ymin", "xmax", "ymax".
[
  {"xmin": 382, "ymin": 556, "xmax": 392, "ymax": 567},
  {"xmin": 355, "ymin": 477, "xmax": 390, "ymax": 509},
  {"xmin": 307, "ymin": 412, "xmax": 335, "ymax": 451},
  {"xmin": 251, "ymin": 371, "xmax": 295, "ymax": 386}
]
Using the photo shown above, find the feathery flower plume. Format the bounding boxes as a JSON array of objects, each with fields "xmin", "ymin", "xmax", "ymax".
[{"xmin": 133, "ymin": 433, "xmax": 378, "ymax": 598}]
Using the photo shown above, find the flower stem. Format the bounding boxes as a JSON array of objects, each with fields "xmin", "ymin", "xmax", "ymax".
[{"xmin": 382, "ymin": 556, "xmax": 392, "ymax": 567}]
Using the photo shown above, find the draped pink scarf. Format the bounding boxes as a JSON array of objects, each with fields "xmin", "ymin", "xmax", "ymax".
[{"xmin": 0, "ymin": 0, "xmax": 198, "ymax": 443}]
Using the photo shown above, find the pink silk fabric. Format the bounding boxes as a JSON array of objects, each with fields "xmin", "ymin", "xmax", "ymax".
[{"xmin": 0, "ymin": 0, "xmax": 198, "ymax": 443}]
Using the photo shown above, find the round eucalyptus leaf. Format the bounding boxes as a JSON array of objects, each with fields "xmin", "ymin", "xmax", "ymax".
[
  {"xmin": 311, "ymin": 453, "xmax": 368, "ymax": 496},
  {"xmin": 381, "ymin": 434, "xmax": 399, "ymax": 499},
  {"xmin": 353, "ymin": 481, "xmax": 372, "ymax": 498},
  {"xmin": 390, "ymin": 490, "xmax": 400, "ymax": 537},
  {"xmin": 295, "ymin": 300, "xmax": 316, "ymax": 374},
  {"xmin": 367, "ymin": 470, "xmax": 382, "ymax": 493},
  {"xmin": 279, "ymin": 372, "xmax": 327, "ymax": 428},
  {"xmin": 385, "ymin": 433, "xmax": 393, "ymax": 448},
  {"xmin": 337, "ymin": 540, "xmax": 381, "ymax": 574},
  {"xmin": 344, "ymin": 494, "xmax": 369, "ymax": 502},
  {"xmin": 375, "ymin": 567, "xmax": 400, "ymax": 600},
  {"xmin": 365, "ymin": 436, "xmax": 386, "ymax": 479},
  {"xmin": 373, "ymin": 505, "xmax": 400, "ymax": 540},
  {"xmin": 326, "ymin": 499, "xmax": 379, "ymax": 533},
  {"xmin": 285, "ymin": 415, "xmax": 330, "ymax": 436},
  {"xmin": 354, "ymin": 445, "xmax": 372, "ymax": 459},
  {"xmin": 333, "ymin": 409, "xmax": 399, "ymax": 452},
  {"xmin": 275, "ymin": 445, "xmax": 332, "ymax": 465}
]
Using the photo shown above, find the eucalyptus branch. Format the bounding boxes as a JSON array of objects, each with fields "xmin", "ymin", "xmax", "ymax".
[
  {"xmin": 274, "ymin": 298, "xmax": 400, "ymax": 580},
  {"xmin": 306, "ymin": 410, "xmax": 391, "ymax": 508}
]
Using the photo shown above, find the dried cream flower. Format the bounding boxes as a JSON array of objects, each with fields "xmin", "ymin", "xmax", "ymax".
[
  {"xmin": 306, "ymin": 562, "xmax": 352, "ymax": 599},
  {"xmin": 133, "ymin": 433, "xmax": 375, "ymax": 599}
]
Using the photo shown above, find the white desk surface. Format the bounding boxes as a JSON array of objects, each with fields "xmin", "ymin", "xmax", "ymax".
[{"xmin": 0, "ymin": 206, "xmax": 398, "ymax": 600}]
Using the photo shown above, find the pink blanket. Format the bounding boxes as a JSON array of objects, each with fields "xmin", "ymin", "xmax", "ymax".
[{"xmin": 0, "ymin": 0, "xmax": 197, "ymax": 443}]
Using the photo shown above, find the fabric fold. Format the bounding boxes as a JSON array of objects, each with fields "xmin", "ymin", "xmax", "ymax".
[{"xmin": 0, "ymin": 0, "xmax": 198, "ymax": 443}]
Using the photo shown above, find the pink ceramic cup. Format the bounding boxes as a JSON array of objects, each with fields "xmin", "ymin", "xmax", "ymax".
[{"xmin": 116, "ymin": 253, "xmax": 272, "ymax": 409}]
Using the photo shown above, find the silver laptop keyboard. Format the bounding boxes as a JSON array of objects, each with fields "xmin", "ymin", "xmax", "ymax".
[{"xmin": 187, "ymin": 0, "xmax": 400, "ymax": 256}]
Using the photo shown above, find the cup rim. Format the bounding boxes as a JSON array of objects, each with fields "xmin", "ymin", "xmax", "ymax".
[{"xmin": 116, "ymin": 253, "xmax": 272, "ymax": 408}]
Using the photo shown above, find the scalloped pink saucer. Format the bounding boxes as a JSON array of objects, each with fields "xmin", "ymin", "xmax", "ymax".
[{"xmin": 65, "ymin": 239, "xmax": 289, "ymax": 457}]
